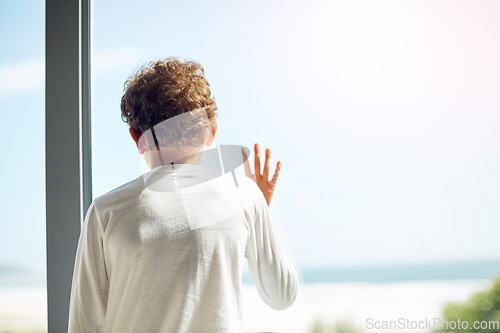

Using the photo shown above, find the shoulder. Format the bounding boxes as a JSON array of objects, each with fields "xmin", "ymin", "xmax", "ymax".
[
  {"xmin": 91, "ymin": 174, "xmax": 145, "ymax": 217},
  {"xmin": 234, "ymin": 174, "xmax": 258, "ymax": 196},
  {"xmin": 234, "ymin": 174, "xmax": 268, "ymax": 209}
]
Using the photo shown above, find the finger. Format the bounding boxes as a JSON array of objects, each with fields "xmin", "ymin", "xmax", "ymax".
[
  {"xmin": 263, "ymin": 148, "xmax": 271, "ymax": 181},
  {"xmin": 242, "ymin": 147, "xmax": 252, "ymax": 177},
  {"xmin": 270, "ymin": 161, "xmax": 281, "ymax": 185},
  {"xmin": 254, "ymin": 143, "xmax": 261, "ymax": 176}
]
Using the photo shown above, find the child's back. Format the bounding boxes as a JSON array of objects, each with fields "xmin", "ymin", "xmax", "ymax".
[{"xmin": 69, "ymin": 163, "xmax": 298, "ymax": 332}]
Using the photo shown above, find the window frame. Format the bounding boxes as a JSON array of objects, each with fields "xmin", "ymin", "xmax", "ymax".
[{"xmin": 45, "ymin": 0, "xmax": 92, "ymax": 331}]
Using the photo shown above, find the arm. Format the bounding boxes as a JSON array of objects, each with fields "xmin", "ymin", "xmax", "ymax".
[
  {"xmin": 68, "ymin": 201, "xmax": 109, "ymax": 332},
  {"xmin": 244, "ymin": 187, "xmax": 298, "ymax": 310},
  {"xmin": 242, "ymin": 142, "xmax": 298, "ymax": 309}
]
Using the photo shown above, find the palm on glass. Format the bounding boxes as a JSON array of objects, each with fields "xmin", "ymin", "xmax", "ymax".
[{"xmin": 242, "ymin": 143, "xmax": 281, "ymax": 206}]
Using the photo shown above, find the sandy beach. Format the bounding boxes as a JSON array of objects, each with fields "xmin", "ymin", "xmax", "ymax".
[
  {"xmin": 0, "ymin": 280, "xmax": 491, "ymax": 333},
  {"xmin": 241, "ymin": 280, "xmax": 491, "ymax": 333},
  {"xmin": 0, "ymin": 287, "xmax": 47, "ymax": 332}
]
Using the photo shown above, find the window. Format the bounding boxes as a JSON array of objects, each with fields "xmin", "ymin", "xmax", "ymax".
[
  {"xmin": 86, "ymin": 0, "xmax": 500, "ymax": 332},
  {"xmin": 0, "ymin": 1, "xmax": 47, "ymax": 332}
]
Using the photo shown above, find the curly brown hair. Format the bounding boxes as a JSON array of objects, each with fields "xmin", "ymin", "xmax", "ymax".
[{"xmin": 121, "ymin": 58, "xmax": 217, "ymax": 149}]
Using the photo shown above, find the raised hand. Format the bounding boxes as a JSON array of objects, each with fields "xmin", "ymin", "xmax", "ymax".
[{"xmin": 242, "ymin": 143, "xmax": 281, "ymax": 206}]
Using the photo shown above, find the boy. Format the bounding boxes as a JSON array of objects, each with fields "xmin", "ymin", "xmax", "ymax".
[{"xmin": 68, "ymin": 58, "xmax": 298, "ymax": 332}]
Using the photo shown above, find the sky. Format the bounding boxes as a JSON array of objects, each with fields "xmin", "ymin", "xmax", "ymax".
[{"xmin": 1, "ymin": 0, "xmax": 500, "ymax": 276}]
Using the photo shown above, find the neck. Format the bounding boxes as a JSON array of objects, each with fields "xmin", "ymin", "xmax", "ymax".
[{"xmin": 147, "ymin": 146, "xmax": 203, "ymax": 169}]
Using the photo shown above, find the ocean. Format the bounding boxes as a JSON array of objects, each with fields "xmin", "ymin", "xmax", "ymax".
[
  {"xmin": 2, "ymin": 258, "xmax": 500, "ymax": 288},
  {"xmin": 242, "ymin": 258, "xmax": 500, "ymax": 285}
]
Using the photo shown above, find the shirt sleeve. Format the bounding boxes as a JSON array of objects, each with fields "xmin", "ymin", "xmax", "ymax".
[
  {"xmin": 244, "ymin": 185, "xmax": 299, "ymax": 310},
  {"xmin": 68, "ymin": 201, "xmax": 109, "ymax": 333}
]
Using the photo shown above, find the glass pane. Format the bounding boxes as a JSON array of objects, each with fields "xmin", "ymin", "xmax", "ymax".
[
  {"xmin": 0, "ymin": 1, "xmax": 47, "ymax": 332},
  {"xmin": 92, "ymin": 1, "xmax": 500, "ymax": 332}
]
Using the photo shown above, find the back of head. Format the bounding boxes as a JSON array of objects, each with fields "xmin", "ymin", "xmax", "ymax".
[{"xmin": 120, "ymin": 58, "xmax": 218, "ymax": 151}]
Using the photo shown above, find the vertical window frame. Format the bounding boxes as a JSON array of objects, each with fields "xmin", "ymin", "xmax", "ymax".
[{"xmin": 45, "ymin": 0, "xmax": 92, "ymax": 331}]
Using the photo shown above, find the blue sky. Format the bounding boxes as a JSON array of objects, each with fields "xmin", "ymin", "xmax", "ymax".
[{"xmin": 1, "ymin": 0, "xmax": 500, "ymax": 275}]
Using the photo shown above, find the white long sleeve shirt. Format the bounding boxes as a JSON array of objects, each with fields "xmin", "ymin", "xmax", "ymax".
[{"xmin": 68, "ymin": 163, "xmax": 298, "ymax": 332}]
